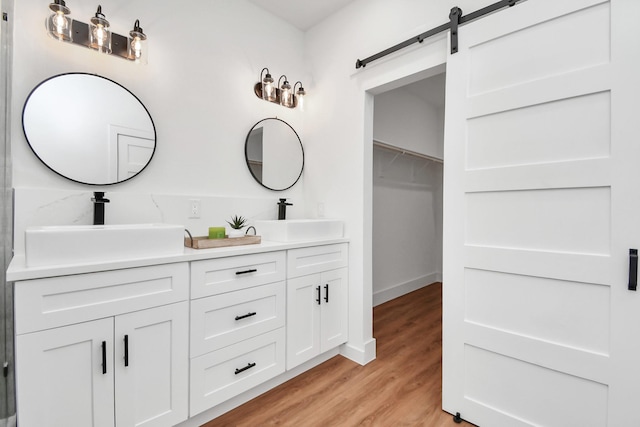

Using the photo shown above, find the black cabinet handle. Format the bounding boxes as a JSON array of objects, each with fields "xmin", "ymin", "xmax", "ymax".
[
  {"xmin": 235, "ymin": 362, "xmax": 256, "ymax": 375},
  {"xmin": 630, "ymin": 249, "xmax": 638, "ymax": 291},
  {"xmin": 124, "ymin": 335, "xmax": 129, "ymax": 367},
  {"xmin": 316, "ymin": 286, "xmax": 321, "ymax": 305},
  {"xmin": 235, "ymin": 312, "xmax": 257, "ymax": 321},
  {"xmin": 236, "ymin": 269, "xmax": 257, "ymax": 275},
  {"xmin": 101, "ymin": 341, "xmax": 107, "ymax": 374},
  {"xmin": 324, "ymin": 284, "xmax": 329, "ymax": 303}
]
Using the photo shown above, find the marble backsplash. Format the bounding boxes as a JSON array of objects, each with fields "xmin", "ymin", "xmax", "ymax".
[{"xmin": 12, "ymin": 187, "xmax": 302, "ymax": 255}]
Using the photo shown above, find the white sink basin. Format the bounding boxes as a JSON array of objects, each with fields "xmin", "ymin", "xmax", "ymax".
[
  {"xmin": 254, "ymin": 219, "xmax": 343, "ymax": 242},
  {"xmin": 25, "ymin": 223, "xmax": 185, "ymax": 267}
]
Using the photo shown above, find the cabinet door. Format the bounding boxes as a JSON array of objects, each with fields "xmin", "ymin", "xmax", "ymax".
[
  {"xmin": 114, "ymin": 302, "xmax": 189, "ymax": 427},
  {"xmin": 16, "ymin": 318, "xmax": 115, "ymax": 427},
  {"xmin": 286, "ymin": 274, "xmax": 321, "ymax": 369},
  {"xmin": 320, "ymin": 268, "xmax": 348, "ymax": 352}
]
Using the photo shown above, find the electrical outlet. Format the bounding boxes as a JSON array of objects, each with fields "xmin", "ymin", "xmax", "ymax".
[
  {"xmin": 189, "ymin": 199, "xmax": 201, "ymax": 218},
  {"xmin": 318, "ymin": 202, "xmax": 325, "ymax": 218}
]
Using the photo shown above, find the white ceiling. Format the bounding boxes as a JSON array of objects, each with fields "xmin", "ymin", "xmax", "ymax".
[{"xmin": 247, "ymin": 0, "xmax": 358, "ymax": 31}]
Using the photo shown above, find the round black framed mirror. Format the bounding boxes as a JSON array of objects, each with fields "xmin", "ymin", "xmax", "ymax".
[
  {"xmin": 22, "ymin": 73, "xmax": 156, "ymax": 185},
  {"xmin": 245, "ymin": 117, "xmax": 304, "ymax": 191}
]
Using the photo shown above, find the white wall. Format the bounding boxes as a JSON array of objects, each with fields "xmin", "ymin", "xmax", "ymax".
[
  {"xmin": 11, "ymin": 0, "xmax": 309, "ymax": 251},
  {"xmin": 373, "ymin": 87, "xmax": 444, "ymax": 158},
  {"xmin": 372, "ymin": 83, "xmax": 444, "ymax": 306}
]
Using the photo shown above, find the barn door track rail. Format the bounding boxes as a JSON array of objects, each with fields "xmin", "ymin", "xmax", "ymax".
[{"xmin": 355, "ymin": 0, "xmax": 524, "ymax": 69}]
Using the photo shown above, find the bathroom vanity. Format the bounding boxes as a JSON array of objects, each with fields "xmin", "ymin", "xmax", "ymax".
[{"xmin": 7, "ymin": 237, "xmax": 348, "ymax": 427}]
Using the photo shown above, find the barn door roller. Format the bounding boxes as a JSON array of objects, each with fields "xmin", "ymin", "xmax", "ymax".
[{"xmin": 355, "ymin": 0, "xmax": 523, "ymax": 69}]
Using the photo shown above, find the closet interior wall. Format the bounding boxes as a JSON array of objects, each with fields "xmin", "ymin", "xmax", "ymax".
[{"xmin": 372, "ymin": 73, "xmax": 445, "ymax": 307}]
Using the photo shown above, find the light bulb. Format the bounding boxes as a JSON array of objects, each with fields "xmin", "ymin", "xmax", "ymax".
[
  {"xmin": 53, "ymin": 11, "xmax": 68, "ymax": 35},
  {"xmin": 264, "ymin": 81, "xmax": 274, "ymax": 100},
  {"xmin": 93, "ymin": 25, "xmax": 106, "ymax": 46},
  {"xmin": 297, "ymin": 94, "xmax": 305, "ymax": 111},
  {"xmin": 281, "ymin": 88, "xmax": 292, "ymax": 107},
  {"xmin": 131, "ymin": 37, "xmax": 143, "ymax": 59}
]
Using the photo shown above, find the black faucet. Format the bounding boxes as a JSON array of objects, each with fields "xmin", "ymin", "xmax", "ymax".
[
  {"xmin": 277, "ymin": 198, "xmax": 292, "ymax": 220},
  {"xmin": 91, "ymin": 192, "xmax": 110, "ymax": 225}
]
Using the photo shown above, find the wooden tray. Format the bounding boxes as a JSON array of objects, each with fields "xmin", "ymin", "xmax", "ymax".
[{"xmin": 185, "ymin": 235, "xmax": 261, "ymax": 249}]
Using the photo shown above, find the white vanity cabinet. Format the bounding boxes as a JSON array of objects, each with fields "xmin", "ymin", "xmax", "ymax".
[
  {"xmin": 14, "ymin": 263, "xmax": 190, "ymax": 427},
  {"xmin": 286, "ymin": 243, "xmax": 349, "ymax": 369},
  {"xmin": 189, "ymin": 251, "xmax": 287, "ymax": 416}
]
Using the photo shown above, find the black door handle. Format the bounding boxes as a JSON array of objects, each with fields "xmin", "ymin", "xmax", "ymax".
[
  {"xmin": 630, "ymin": 249, "xmax": 638, "ymax": 291},
  {"xmin": 324, "ymin": 284, "xmax": 329, "ymax": 303},
  {"xmin": 316, "ymin": 286, "xmax": 321, "ymax": 305},
  {"xmin": 124, "ymin": 335, "xmax": 129, "ymax": 367},
  {"xmin": 101, "ymin": 341, "xmax": 107, "ymax": 374}
]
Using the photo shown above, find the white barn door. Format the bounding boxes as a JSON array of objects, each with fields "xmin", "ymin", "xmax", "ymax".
[{"xmin": 442, "ymin": 0, "xmax": 640, "ymax": 425}]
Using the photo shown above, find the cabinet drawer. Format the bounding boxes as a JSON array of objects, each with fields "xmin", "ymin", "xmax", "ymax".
[
  {"xmin": 189, "ymin": 328, "xmax": 285, "ymax": 416},
  {"xmin": 190, "ymin": 281, "xmax": 285, "ymax": 356},
  {"xmin": 15, "ymin": 263, "xmax": 189, "ymax": 335},
  {"xmin": 191, "ymin": 251, "xmax": 286, "ymax": 298},
  {"xmin": 287, "ymin": 243, "xmax": 348, "ymax": 278}
]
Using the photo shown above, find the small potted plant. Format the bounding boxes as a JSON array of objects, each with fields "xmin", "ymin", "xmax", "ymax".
[{"xmin": 226, "ymin": 215, "xmax": 247, "ymax": 238}]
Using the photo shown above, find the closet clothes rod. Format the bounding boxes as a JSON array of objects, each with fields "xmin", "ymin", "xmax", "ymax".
[{"xmin": 373, "ymin": 140, "xmax": 443, "ymax": 164}]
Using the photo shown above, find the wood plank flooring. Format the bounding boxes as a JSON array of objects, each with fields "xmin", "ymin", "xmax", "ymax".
[{"xmin": 202, "ymin": 282, "xmax": 474, "ymax": 426}]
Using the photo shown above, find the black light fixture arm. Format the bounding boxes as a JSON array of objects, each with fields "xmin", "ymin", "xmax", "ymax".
[{"xmin": 355, "ymin": 0, "xmax": 524, "ymax": 69}]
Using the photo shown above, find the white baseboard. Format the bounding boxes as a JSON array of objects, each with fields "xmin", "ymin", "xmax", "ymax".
[
  {"xmin": 373, "ymin": 272, "xmax": 442, "ymax": 307},
  {"xmin": 340, "ymin": 337, "xmax": 377, "ymax": 365}
]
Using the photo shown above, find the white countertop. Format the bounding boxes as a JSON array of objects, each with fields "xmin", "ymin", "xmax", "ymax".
[{"xmin": 7, "ymin": 238, "xmax": 349, "ymax": 282}]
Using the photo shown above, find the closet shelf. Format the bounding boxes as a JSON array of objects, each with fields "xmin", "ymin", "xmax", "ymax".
[{"xmin": 373, "ymin": 140, "xmax": 443, "ymax": 164}]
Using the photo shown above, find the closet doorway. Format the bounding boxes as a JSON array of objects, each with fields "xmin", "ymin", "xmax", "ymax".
[{"xmin": 372, "ymin": 71, "xmax": 445, "ymax": 307}]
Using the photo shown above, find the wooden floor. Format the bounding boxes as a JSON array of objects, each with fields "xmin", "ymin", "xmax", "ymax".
[{"xmin": 202, "ymin": 283, "xmax": 473, "ymax": 426}]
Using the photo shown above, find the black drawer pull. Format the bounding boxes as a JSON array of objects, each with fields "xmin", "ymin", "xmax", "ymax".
[
  {"xmin": 236, "ymin": 269, "xmax": 257, "ymax": 275},
  {"xmin": 324, "ymin": 284, "xmax": 329, "ymax": 303},
  {"xmin": 235, "ymin": 312, "xmax": 257, "ymax": 321},
  {"xmin": 101, "ymin": 341, "xmax": 107, "ymax": 374},
  {"xmin": 630, "ymin": 249, "xmax": 638, "ymax": 291},
  {"xmin": 235, "ymin": 362, "xmax": 256, "ymax": 375},
  {"xmin": 124, "ymin": 335, "xmax": 129, "ymax": 367},
  {"xmin": 316, "ymin": 286, "xmax": 321, "ymax": 305}
]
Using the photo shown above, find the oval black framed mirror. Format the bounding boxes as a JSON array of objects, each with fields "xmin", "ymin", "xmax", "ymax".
[
  {"xmin": 245, "ymin": 117, "xmax": 304, "ymax": 191},
  {"xmin": 22, "ymin": 73, "xmax": 156, "ymax": 185}
]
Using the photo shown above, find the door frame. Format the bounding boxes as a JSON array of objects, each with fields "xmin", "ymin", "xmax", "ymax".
[{"xmin": 351, "ymin": 34, "xmax": 448, "ymax": 367}]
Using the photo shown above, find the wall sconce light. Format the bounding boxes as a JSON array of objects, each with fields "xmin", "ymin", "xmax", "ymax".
[
  {"xmin": 254, "ymin": 68, "xmax": 306, "ymax": 109},
  {"xmin": 45, "ymin": 1, "xmax": 148, "ymax": 63},
  {"xmin": 47, "ymin": 0, "xmax": 72, "ymax": 41},
  {"xmin": 89, "ymin": 5, "xmax": 111, "ymax": 53}
]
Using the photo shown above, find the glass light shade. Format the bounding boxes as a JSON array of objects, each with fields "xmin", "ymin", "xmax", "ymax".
[
  {"xmin": 296, "ymin": 93, "xmax": 305, "ymax": 111},
  {"xmin": 46, "ymin": 0, "xmax": 72, "ymax": 41},
  {"xmin": 46, "ymin": 11, "xmax": 72, "ymax": 41},
  {"xmin": 89, "ymin": 8, "xmax": 111, "ymax": 53},
  {"xmin": 296, "ymin": 86, "xmax": 306, "ymax": 111},
  {"xmin": 262, "ymin": 75, "xmax": 276, "ymax": 102},
  {"xmin": 129, "ymin": 36, "xmax": 147, "ymax": 62},
  {"xmin": 129, "ymin": 20, "xmax": 147, "ymax": 63},
  {"xmin": 280, "ymin": 81, "xmax": 293, "ymax": 107}
]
